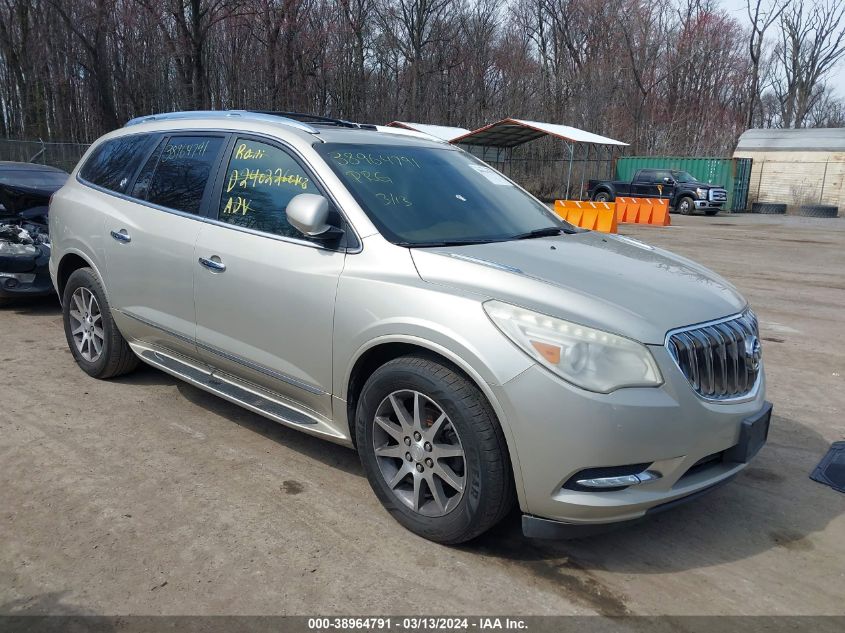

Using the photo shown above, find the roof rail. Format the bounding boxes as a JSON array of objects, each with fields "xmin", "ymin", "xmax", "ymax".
[
  {"xmin": 124, "ymin": 110, "xmax": 320, "ymax": 134},
  {"xmin": 250, "ymin": 111, "xmax": 378, "ymax": 130}
]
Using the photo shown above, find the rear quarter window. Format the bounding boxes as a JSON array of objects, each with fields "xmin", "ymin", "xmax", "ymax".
[
  {"xmin": 132, "ymin": 135, "xmax": 225, "ymax": 215},
  {"xmin": 79, "ymin": 134, "xmax": 154, "ymax": 193}
]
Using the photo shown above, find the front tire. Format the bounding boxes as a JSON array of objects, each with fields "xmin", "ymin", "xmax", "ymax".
[
  {"xmin": 677, "ymin": 196, "xmax": 696, "ymax": 215},
  {"xmin": 62, "ymin": 267, "xmax": 139, "ymax": 379},
  {"xmin": 355, "ymin": 355, "xmax": 514, "ymax": 544}
]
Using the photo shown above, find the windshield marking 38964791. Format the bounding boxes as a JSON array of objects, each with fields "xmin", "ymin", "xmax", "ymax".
[{"xmin": 316, "ymin": 143, "xmax": 568, "ymax": 246}]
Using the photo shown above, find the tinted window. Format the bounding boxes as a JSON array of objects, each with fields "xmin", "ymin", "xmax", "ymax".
[
  {"xmin": 79, "ymin": 134, "xmax": 152, "ymax": 193},
  {"xmin": 140, "ymin": 136, "xmax": 224, "ymax": 214},
  {"xmin": 672, "ymin": 170, "xmax": 698, "ymax": 183},
  {"xmin": 634, "ymin": 170, "xmax": 654, "ymax": 183},
  {"xmin": 654, "ymin": 170, "xmax": 673, "ymax": 182},
  {"xmin": 315, "ymin": 143, "xmax": 561, "ymax": 246},
  {"xmin": 218, "ymin": 139, "xmax": 313, "ymax": 238}
]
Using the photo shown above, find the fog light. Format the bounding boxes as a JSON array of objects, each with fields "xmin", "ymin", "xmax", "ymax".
[
  {"xmin": 0, "ymin": 272, "xmax": 35, "ymax": 284},
  {"xmin": 564, "ymin": 463, "xmax": 661, "ymax": 492},
  {"xmin": 575, "ymin": 470, "xmax": 661, "ymax": 489}
]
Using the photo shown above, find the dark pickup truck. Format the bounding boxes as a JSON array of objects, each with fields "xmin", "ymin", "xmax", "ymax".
[{"xmin": 587, "ymin": 168, "xmax": 728, "ymax": 215}]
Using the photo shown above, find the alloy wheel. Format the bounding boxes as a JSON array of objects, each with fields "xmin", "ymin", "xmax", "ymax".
[
  {"xmin": 371, "ymin": 390, "xmax": 466, "ymax": 517},
  {"xmin": 68, "ymin": 287, "xmax": 104, "ymax": 362}
]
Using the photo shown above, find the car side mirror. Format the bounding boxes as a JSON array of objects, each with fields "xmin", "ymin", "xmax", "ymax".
[
  {"xmin": 663, "ymin": 177, "xmax": 674, "ymax": 184},
  {"xmin": 286, "ymin": 193, "xmax": 343, "ymax": 240}
]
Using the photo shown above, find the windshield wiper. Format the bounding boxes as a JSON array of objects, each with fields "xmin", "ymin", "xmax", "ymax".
[
  {"xmin": 396, "ymin": 238, "xmax": 504, "ymax": 248},
  {"xmin": 510, "ymin": 226, "xmax": 573, "ymax": 240}
]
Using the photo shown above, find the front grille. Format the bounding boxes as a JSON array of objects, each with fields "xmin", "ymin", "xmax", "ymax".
[
  {"xmin": 667, "ymin": 310, "xmax": 761, "ymax": 400},
  {"xmin": 709, "ymin": 188, "xmax": 727, "ymax": 202}
]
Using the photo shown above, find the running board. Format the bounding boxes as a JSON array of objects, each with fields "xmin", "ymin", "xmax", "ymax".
[{"xmin": 135, "ymin": 347, "xmax": 349, "ymax": 443}]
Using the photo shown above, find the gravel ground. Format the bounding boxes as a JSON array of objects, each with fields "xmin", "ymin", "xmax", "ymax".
[{"xmin": 1, "ymin": 213, "xmax": 843, "ymax": 616}]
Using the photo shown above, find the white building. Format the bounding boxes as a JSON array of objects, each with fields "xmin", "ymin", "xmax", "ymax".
[{"xmin": 734, "ymin": 128, "xmax": 845, "ymax": 209}]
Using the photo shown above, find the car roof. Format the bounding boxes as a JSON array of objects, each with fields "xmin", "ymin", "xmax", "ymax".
[
  {"xmin": 314, "ymin": 125, "xmax": 450, "ymax": 148},
  {"xmin": 119, "ymin": 110, "xmax": 451, "ymax": 150},
  {"xmin": 0, "ymin": 161, "xmax": 68, "ymax": 174}
]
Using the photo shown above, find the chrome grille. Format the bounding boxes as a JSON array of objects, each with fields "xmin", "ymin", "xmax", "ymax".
[
  {"xmin": 667, "ymin": 311, "xmax": 760, "ymax": 400},
  {"xmin": 709, "ymin": 188, "xmax": 727, "ymax": 202}
]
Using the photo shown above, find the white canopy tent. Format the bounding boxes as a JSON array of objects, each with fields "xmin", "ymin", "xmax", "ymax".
[
  {"xmin": 386, "ymin": 121, "xmax": 471, "ymax": 142},
  {"xmin": 451, "ymin": 118, "xmax": 628, "ymax": 199}
]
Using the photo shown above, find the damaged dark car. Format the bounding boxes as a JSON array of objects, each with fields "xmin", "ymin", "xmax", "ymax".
[{"xmin": 0, "ymin": 162, "xmax": 68, "ymax": 305}]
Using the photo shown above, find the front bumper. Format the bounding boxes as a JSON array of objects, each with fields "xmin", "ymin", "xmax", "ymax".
[
  {"xmin": 491, "ymin": 345, "xmax": 769, "ymax": 534},
  {"xmin": 0, "ymin": 268, "xmax": 53, "ymax": 299},
  {"xmin": 695, "ymin": 200, "xmax": 724, "ymax": 209}
]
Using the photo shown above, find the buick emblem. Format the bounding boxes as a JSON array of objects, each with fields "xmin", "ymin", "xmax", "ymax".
[{"xmin": 745, "ymin": 336, "xmax": 762, "ymax": 371}]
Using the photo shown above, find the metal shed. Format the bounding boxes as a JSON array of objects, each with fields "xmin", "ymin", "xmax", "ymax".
[
  {"xmin": 733, "ymin": 128, "xmax": 845, "ymax": 209},
  {"xmin": 450, "ymin": 118, "xmax": 628, "ymax": 201}
]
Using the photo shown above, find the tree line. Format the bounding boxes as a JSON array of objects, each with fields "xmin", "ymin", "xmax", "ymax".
[{"xmin": 1, "ymin": 0, "xmax": 844, "ymax": 155}]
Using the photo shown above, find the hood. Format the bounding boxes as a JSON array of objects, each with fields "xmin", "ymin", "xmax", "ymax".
[
  {"xmin": 410, "ymin": 232, "xmax": 746, "ymax": 344},
  {"xmin": 691, "ymin": 182, "xmax": 725, "ymax": 189},
  {"xmin": 0, "ymin": 164, "xmax": 68, "ymax": 217},
  {"xmin": 0, "ymin": 183, "xmax": 57, "ymax": 218}
]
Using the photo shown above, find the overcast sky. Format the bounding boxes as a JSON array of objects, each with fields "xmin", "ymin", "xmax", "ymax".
[{"xmin": 719, "ymin": 0, "xmax": 845, "ymax": 97}]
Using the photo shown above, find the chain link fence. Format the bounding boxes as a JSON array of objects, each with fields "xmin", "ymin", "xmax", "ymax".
[{"xmin": 0, "ymin": 139, "xmax": 90, "ymax": 173}]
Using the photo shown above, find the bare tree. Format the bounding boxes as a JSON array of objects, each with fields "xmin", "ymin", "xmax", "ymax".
[
  {"xmin": 745, "ymin": 0, "xmax": 789, "ymax": 128},
  {"xmin": 48, "ymin": 0, "xmax": 120, "ymax": 130},
  {"xmin": 379, "ymin": 0, "xmax": 456, "ymax": 120},
  {"xmin": 773, "ymin": 0, "xmax": 845, "ymax": 127},
  {"xmin": 0, "ymin": 0, "xmax": 841, "ymax": 160}
]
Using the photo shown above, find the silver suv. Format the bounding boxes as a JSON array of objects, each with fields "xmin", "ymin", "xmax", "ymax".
[{"xmin": 49, "ymin": 111, "xmax": 771, "ymax": 543}]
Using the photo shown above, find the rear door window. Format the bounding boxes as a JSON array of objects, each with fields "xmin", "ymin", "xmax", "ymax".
[
  {"xmin": 135, "ymin": 135, "xmax": 225, "ymax": 215},
  {"xmin": 634, "ymin": 170, "xmax": 653, "ymax": 183},
  {"xmin": 79, "ymin": 134, "xmax": 154, "ymax": 193},
  {"xmin": 216, "ymin": 138, "xmax": 314, "ymax": 238}
]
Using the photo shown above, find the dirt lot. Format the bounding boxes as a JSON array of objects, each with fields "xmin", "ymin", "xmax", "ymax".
[{"xmin": 1, "ymin": 213, "xmax": 843, "ymax": 617}]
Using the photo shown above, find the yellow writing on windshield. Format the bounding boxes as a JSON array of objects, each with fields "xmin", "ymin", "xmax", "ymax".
[
  {"xmin": 221, "ymin": 196, "xmax": 252, "ymax": 215},
  {"xmin": 345, "ymin": 170, "xmax": 392, "ymax": 183},
  {"xmin": 234, "ymin": 143, "xmax": 266, "ymax": 160},
  {"xmin": 376, "ymin": 192, "xmax": 412, "ymax": 206},
  {"xmin": 226, "ymin": 168, "xmax": 309, "ymax": 193},
  {"xmin": 331, "ymin": 152, "xmax": 421, "ymax": 168}
]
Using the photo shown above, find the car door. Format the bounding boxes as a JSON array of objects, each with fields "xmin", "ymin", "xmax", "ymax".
[
  {"xmin": 102, "ymin": 133, "xmax": 228, "ymax": 359},
  {"xmin": 653, "ymin": 170, "xmax": 675, "ymax": 199},
  {"xmin": 631, "ymin": 170, "xmax": 654, "ymax": 197},
  {"xmin": 193, "ymin": 136, "xmax": 347, "ymax": 419}
]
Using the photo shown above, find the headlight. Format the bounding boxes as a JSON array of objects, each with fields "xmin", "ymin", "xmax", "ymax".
[
  {"xmin": 483, "ymin": 301, "xmax": 662, "ymax": 393},
  {"xmin": 695, "ymin": 187, "xmax": 707, "ymax": 199}
]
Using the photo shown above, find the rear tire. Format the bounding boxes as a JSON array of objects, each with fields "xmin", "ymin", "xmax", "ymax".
[
  {"xmin": 355, "ymin": 354, "xmax": 514, "ymax": 544},
  {"xmin": 62, "ymin": 267, "xmax": 139, "ymax": 379},
  {"xmin": 592, "ymin": 190, "xmax": 612, "ymax": 203},
  {"xmin": 677, "ymin": 196, "xmax": 696, "ymax": 215}
]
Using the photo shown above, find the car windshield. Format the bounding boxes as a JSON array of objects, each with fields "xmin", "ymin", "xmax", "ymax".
[
  {"xmin": 672, "ymin": 171, "xmax": 698, "ymax": 183},
  {"xmin": 316, "ymin": 143, "xmax": 566, "ymax": 246}
]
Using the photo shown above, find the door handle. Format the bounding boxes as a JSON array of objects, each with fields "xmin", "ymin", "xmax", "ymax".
[
  {"xmin": 198, "ymin": 256, "xmax": 226, "ymax": 272},
  {"xmin": 110, "ymin": 230, "xmax": 131, "ymax": 243}
]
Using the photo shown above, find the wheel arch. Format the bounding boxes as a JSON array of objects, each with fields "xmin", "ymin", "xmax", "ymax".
[
  {"xmin": 56, "ymin": 250, "xmax": 100, "ymax": 303},
  {"xmin": 593, "ymin": 186, "xmax": 614, "ymax": 201},
  {"xmin": 343, "ymin": 336, "xmax": 526, "ymax": 506}
]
